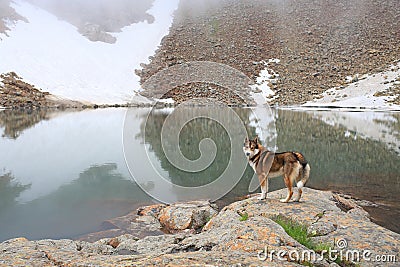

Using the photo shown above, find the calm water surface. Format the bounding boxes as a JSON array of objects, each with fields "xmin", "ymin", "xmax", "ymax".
[{"xmin": 0, "ymin": 107, "xmax": 399, "ymax": 241}]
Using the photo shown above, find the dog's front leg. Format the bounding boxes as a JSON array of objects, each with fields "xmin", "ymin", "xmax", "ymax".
[{"xmin": 257, "ymin": 175, "xmax": 268, "ymax": 200}]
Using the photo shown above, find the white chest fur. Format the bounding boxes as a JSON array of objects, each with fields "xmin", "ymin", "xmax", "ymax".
[{"xmin": 249, "ymin": 160, "xmax": 257, "ymax": 172}]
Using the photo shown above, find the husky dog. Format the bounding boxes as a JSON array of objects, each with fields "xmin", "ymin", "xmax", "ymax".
[{"xmin": 243, "ymin": 136, "xmax": 310, "ymax": 202}]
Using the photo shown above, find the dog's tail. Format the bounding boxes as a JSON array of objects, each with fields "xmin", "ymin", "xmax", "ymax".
[
  {"xmin": 292, "ymin": 152, "xmax": 310, "ymax": 189},
  {"xmin": 297, "ymin": 163, "xmax": 310, "ymax": 188}
]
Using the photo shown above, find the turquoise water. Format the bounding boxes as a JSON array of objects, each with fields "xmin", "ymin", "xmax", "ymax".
[{"xmin": 0, "ymin": 108, "xmax": 399, "ymax": 241}]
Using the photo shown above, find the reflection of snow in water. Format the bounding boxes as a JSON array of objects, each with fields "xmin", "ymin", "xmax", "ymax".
[
  {"xmin": 0, "ymin": 109, "xmax": 133, "ymax": 202},
  {"xmin": 309, "ymin": 111, "xmax": 400, "ymax": 155},
  {"xmin": 248, "ymin": 109, "xmax": 277, "ymax": 151}
]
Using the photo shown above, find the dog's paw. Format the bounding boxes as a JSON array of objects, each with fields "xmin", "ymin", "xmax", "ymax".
[
  {"xmin": 257, "ymin": 194, "xmax": 266, "ymax": 200},
  {"xmin": 280, "ymin": 198, "xmax": 289, "ymax": 203}
]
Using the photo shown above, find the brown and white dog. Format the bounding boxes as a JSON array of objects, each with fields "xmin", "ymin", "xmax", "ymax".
[{"xmin": 243, "ymin": 136, "xmax": 310, "ymax": 202}]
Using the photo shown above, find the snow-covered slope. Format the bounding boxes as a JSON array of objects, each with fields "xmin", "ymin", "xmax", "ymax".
[
  {"xmin": 0, "ymin": 0, "xmax": 179, "ymax": 104},
  {"xmin": 303, "ymin": 62, "xmax": 400, "ymax": 110}
]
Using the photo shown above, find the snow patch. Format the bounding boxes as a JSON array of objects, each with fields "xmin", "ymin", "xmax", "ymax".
[
  {"xmin": 0, "ymin": 0, "xmax": 179, "ymax": 104},
  {"xmin": 154, "ymin": 98, "xmax": 175, "ymax": 104},
  {"xmin": 250, "ymin": 59, "xmax": 280, "ymax": 106},
  {"xmin": 304, "ymin": 62, "xmax": 400, "ymax": 110}
]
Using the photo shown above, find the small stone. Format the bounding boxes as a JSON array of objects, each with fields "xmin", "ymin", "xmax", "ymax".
[{"xmin": 107, "ymin": 238, "xmax": 120, "ymax": 248}]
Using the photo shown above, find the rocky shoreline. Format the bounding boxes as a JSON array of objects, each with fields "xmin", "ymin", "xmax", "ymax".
[
  {"xmin": 1, "ymin": 188, "xmax": 398, "ymax": 266},
  {"xmin": 137, "ymin": 0, "xmax": 400, "ymax": 106},
  {"xmin": 0, "ymin": 72, "xmax": 83, "ymax": 109},
  {"xmin": 0, "ymin": 72, "xmax": 160, "ymax": 110}
]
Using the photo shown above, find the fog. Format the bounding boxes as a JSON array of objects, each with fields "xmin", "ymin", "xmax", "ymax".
[{"xmin": 26, "ymin": 0, "xmax": 156, "ymax": 32}]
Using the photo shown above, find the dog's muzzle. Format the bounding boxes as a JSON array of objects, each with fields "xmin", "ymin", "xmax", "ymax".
[{"xmin": 246, "ymin": 152, "xmax": 250, "ymax": 156}]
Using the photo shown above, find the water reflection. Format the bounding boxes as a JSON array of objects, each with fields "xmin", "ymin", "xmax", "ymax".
[
  {"xmin": 308, "ymin": 110, "xmax": 400, "ymax": 155},
  {"xmin": 0, "ymin": 109, "xmax": 51, "ymax": 139},
  {"xmin": 0, "ymin": 108, "xmax": 146, "ymax": 241},
  {"xmin": 0, "ymin": 172, "xmax": 31, "ymax": 211},
  {"xmin": 140, "ymin": 108, "xmax": 257, "ymax": 187},
  {"xmin": 124, "ymin": 106, "xmax": 268, "ymax": 203},
  {"xmin": 0, "ymin": 163, "xmax": 148, "ymax": 241}
]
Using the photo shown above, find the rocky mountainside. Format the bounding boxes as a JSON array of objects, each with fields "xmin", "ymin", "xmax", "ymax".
[
  {"xmin": 137, "ymin": 0, "xmax": 400, "ymax": 106},
  {"xmin": 1, "ymin": 189, "xmax": 398, "ymax": 266},
  {"xmin": 0, "ymin": 72, "xmax": 83, "ymax": 109}
]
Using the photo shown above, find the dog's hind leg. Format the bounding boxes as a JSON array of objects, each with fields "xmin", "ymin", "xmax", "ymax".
[
  {"xmin": 258, "ymin": 175, "xmax": 268, "ymax": 200},
  {"xmin": 293, "ymin": 188, "xmax": 302, "ymax": 202},
  {"xmin": 280, "ymin": 175, "xmax": 293, "ymax": 203},
  {"xmin": 294, "ymin": 163, "xmax": 310, "ymax": 202}
]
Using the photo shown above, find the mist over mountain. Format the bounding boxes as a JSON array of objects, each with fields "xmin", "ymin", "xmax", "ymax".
[
  {"xmin": 1, "ymin": 0, "xmax": 155, "ymax": 43},
  {"xmin": 27, "ymin": 0, "xmax": 155, "ymax": 43}
]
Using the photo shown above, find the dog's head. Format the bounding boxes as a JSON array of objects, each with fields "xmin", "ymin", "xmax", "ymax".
[{"xmin": 243, "ymin": 136, "xmax": 260, "ymax": 158}]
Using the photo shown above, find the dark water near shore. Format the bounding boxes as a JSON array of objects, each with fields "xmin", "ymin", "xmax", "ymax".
[{"xmin": 0, "ymin": 107, "xmax": 399, "ymax": 242}]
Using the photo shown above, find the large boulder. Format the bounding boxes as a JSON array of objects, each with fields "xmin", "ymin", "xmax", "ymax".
[{"xmin": 157, "ymin": 200, "xmax": 218, "ymax": 232}]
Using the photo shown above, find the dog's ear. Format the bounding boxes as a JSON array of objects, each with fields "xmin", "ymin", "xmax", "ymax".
[
  {"xmin": 254, "ymin": 136, "xmax": 259, "ymax": 144},
  {"xmin": 245, "ymin": 136, "xmax": 248, "ymax": 142}
]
